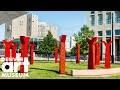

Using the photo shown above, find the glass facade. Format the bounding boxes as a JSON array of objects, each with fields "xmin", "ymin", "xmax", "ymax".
[
  {"xmin": 106, "ymin": 12, "xmax": 111, "ymax": 24},
  {"xmin": 115, "ymin": 29, "xmax": 120, "ymax": 35},
  {"xmin": 13, "ymin": 38, "xmax": 43, "ymax": 53},
  {"xmin": 98, "ymin": 14, "xmax": 103, "ymax": 25},
  {"xmin": 91, "ymin": 15, "xmax": 95, "ymax": 26},
  {"xmin": 115, "ymin": 11, "xmax": 120, "ymax": 23},
  {"xmin": 98, "ymin": 11, "xmax": 102, "ymax": 13},
  {"xmin": 91, "ymin": 11, "xmax": 95, "ymax": 14},
  {"xmin": 106, "ymin": 30, "xmax": 111, "ymax": 36},
  {"xmin": 98, "ymin": 31, "xmax": 102, "ymax": 36}
]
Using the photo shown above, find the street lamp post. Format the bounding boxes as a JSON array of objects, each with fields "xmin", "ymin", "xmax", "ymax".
[{"xmin": 111, "ymin": 12, "xmax": 114, "ymax": 63}]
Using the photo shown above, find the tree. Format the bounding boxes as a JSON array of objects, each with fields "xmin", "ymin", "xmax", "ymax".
[
  {"xmin": 38, "ymin": 31, "xmax": 57, "ymax": 61},
  {"xmin": 73, "ymin": 25, "xmax": 94, "ymax": 56},
  {"xmin": 70, "ymin": 46, "xmax": 76, "ymax": 56}
]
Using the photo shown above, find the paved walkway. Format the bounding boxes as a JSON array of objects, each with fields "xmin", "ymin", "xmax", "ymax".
[{"xmin": 71, "ymin": 68, "xmax": 120, "ymax": 77}]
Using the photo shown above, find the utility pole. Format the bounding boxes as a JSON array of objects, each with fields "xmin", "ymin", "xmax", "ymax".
[{"xmin": 111, "ymin": 12, "xmax": 114, "ymax": 63}]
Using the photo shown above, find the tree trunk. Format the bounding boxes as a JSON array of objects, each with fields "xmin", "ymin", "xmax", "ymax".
[{"xmin": 48, "ymin": 54, "xmax": 50, "ymax": 61}]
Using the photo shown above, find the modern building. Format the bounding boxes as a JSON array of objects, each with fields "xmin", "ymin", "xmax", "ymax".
[
  {"xmin": 5, "ymin": 14, "xmax": 58, "ymax": 40},
  {"xmin": 27, "ymin": 14, "xmax": 39, "ymax": 37},
  {"xmin": 64, "ymin": 36, "xmax": 76, "ymax": 52},
  {"xmin": 5, "ymin": 14, "xmax": 28, "ymax": 40},
  {"xmin": 70, "ymin": 36, "xmax": 76, "ymax": 49},
  {"xmin": 5, "ymin": 14, "xmax": 39, "ymax": 40},
  {"xmin": 38, "ymin": 22, "xmax": 58, "ymax": 40},
  {"xmin": 66, "ymin": 37, "xmax": 71, "ymax": 52},
  {"xmin": 4, "ymin": 13, "xmax": 58, "ymax": 55},
  {"xmin": 88, "ymin": 11, "xmax": 120, "ymax": 61}
]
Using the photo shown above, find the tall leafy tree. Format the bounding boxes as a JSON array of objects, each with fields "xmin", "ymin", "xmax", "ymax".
[
  {"xmin": 73, "ymin": 25, "xmax": 94, "ymax": 55},
  {"xmin": 38, "ymin": 31, "xmax": 57, "ymax": 61},
  {"xmin": 70, "ymin": 46, "xmax": 76, "ymax": 56}
]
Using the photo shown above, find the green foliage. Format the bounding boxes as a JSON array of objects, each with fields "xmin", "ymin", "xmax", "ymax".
[
  {"xmin": 70, "ymin": 46, "xmax": 76, "ymax": 56},
  {"xmin": 38, "ymin": 31, "xmax": 57, "ymax": 60},
  {"xmin": 0, "ymin": 61, "xmax": 120, "ymax": 79},
  {"xmin": 97, "ymin": 40, "xmax": 102, "ymax": 44},
  {"xmin": 73, "ymin": 25, "xmax": 94, "ymax": 55}
]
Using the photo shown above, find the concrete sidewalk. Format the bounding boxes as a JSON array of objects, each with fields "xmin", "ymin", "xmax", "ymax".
[{"xmin": 71, "ymin": 68, "xmax": 120, "ymax": 77}]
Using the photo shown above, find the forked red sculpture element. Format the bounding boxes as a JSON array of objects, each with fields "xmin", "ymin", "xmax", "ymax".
[
  {"xmin": 54, "ymin": 44, "xmax": 58, "ymax": 63},
  {"xmin": 59, "ymin": 35, "xmax": 66, "ymax": 74},
  {"xmin": 20, "ymin": 36, "xmax": 30, "ymax": 58},
  {"xmin": 12, "ymin": 43, "xmax": 18, "ymax": 58},
  {"xmin": 30, "ymin": 44, "xmax": 35, "ymax": 65},
  {"xmin": 95, "ymin": 43, "xmax": 101, "ymax": 66},
  {"xmin": 2, "ymin": 40, "xmax": 13, "ymax": 62},
  {"xmin": 86, "ymin": 37, "xmax": 97, "ymax": 69},
  {"xmin": 103, "ymin": 41, "xmax": 112, "ymax": 69},
  {"xmin": 76, "ymin": 43, "xmax": 80, "ymax": 64},
  {"xmin": 12, "ymin": 43, "xmax": 18, "ymax": 66},
  {"xmin": 20, "ymin": 36, "xmax": 30, "ymax": 73}
]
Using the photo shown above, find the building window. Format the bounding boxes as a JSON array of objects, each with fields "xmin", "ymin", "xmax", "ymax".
[
  {"xmin": 106, "ymin": 12, "xmax": 111, "ymax": 24},
  {"xmin": 98, "ymin": 11, "xmax": 102, "ymax": 13},
  {"xmin": 106, "ymin": 30, "xmax": 111, "ymax": 36},
  {"xmin": 98, "ymin": 14, "xmax": 103, "ymax": 25},
  {"xmin": 98, "ymin": 31, "xmax": 102, "ymax": 36},
  {"xmin": 115, "ymin": 11, "xmax": 120, "ymax": 23},
  {"xmin": 115, "ymin": 29, "xmax": 120, "ymax": 35},
  {"xmin": 20, "ymin": 21, "xmax": 21, "ymax": 25},
  {"xmin": 91, "ymin": 11, "xmax": 95, "ymax": 14},
  {"xmin": 91, "ymin": 15, "xmax": 95, "ymax": 26}
]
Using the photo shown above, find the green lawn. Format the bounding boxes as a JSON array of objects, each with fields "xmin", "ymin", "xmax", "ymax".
[{"xmin": 0, "ymin": 60, "xmax": 120, "ymax": 79}]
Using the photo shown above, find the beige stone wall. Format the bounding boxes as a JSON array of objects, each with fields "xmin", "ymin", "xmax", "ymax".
[
  {"xmin": 5, "ymin": 14, "xmax": 27, "ymax": 40},
  {"xmin": 38, "ymin": 22, "xmax": 58, "ymax": 40},
  {"xmin": 30, "ymin": 14, "xmax": 38, "ymax": 37}
]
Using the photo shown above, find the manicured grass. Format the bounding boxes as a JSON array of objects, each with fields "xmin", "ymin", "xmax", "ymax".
[{"xmin": 0, "ymin": 60, "xmax": 120, "ymax": 79}]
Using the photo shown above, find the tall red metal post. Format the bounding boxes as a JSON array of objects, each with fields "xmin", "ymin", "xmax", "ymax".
[
  {"xmin": 54, "ymin": 44, "xmax": 58, "ymax": 63},
  {"xmin": 103, "ymin": 41, "xmax": 112, "ymax": 69},
  {"xmin": 86, "ymin": 37, "xmax": 97, "ymax": 69},
  {"xmin": 12, "ymin": 43, "xmax": 18, "ymax": 66},
  {"xmin": 30, "ymin": 44, "xmax": 35, "ymax": 65},
  {"xmin": 12, "ymin": 43, "xmax": 18, "ymax": 58},
  {"xmin": 59, "ymin": 35, "xmax": 66, "ymax": 74},
  {"xmin": 20, "ymin": 36, "xmax": 30, "ymax": 73},
  {"xmin": 95, "ymin": 43, "xmax": 101, "ymax": 66},
  {"xmin": 76, "ymin": 43, "xmax": 80, "ymax": 64},
  {"xmin": 2, "ymin": 40, "xmax": 13, "ymax": 62}
]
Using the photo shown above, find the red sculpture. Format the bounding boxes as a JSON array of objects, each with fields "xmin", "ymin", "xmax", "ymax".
[
  {"xmin": 103, "ymin": 41, "xmax": 112, "ymax": 69},
  {"xmin": 20, "ymin": 65, "xmax": 24, "ymax": 73},
  {"xmin": 59, "ymin": 35, "xmax": 66, "ymax": 74},
  {"xmin": 30, "ymin": 44, "xmax": 35, "ymax": 65},
  {"xmin": 20, "ymin": 36, "xmax": 30, "ymax": 73},
  {"xmin": 12, "ymin": 43, "xmax": 18, "ymax": 66},
  {"xmin": 86, "ymin": 37, "xmax": 97, "ymax": 69},
  {"xmin": 2, "ymin": 40, "xmax": 13, "ymax": 62},
  {"xmin": 76, "ymin": 43, "xmax": 80, "ymax": 64},
  {"xmin": 95, "ymin": 43, "xmax": 101, "ymax": 66},
  {"xmin": 20, "ymin": 36, "xmax": 30, "ymax": 58},
  {"xmin": 54, "ymin": 44, "xmax": 58, "ymax": 63},
  {"xmin": 12, "ymin": 43, "xmax": 18, "ymax": 58}
]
